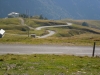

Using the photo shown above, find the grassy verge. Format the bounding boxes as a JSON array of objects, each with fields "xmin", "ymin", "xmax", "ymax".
[
  {"xmin": 0, "ymin": 35, "xmax": 100, "ymax": 46},
  {"xmin": 0, "ymin": 54, "xmax": 100, "ymax": 75}
]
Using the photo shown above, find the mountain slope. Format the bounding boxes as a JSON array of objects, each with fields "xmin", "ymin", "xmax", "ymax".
[
  {"xmin": 0, "ymin": 0, "xmax": 100, "ymax": 20},
  {"xmin": 54, "ymin": 0, "xmax": 100, "ymax": 19}
]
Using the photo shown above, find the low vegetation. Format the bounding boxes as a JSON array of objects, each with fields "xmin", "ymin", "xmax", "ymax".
[
  {"xmin": 0, "ymin": 54, "xmax": 100, "ymax": 75},
  {"xmin": 0, "ymin": 35, "xmax": 100, "ymax": 46}
]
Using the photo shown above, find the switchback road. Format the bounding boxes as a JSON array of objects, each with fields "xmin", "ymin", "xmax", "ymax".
[
  {"xmin": 35, "ymin": 23, "xmax": 72, "ymax": 30},
  {"xmin": 36, "ymin": 23, "xmax": 72, "ymax": 38},
  {"xmin": 0, "ymin": 44, "xmax": 100, "ymax": 56}
]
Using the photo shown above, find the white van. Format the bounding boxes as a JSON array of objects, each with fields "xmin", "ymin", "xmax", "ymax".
[{"xmin": 0, "ymin": 29, "xmax": 5, "ymax": 38}]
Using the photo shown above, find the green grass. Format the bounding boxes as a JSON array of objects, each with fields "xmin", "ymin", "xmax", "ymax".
[
  {"xmin": 25, "ymin": 19, "xmax": 66, "ymax": 28},
  {"xmin": 0, "ymin": 18, "xmax": 29, "ymax": 31},
  {"xmin": 29, "ymin": 29, "xmax": 49, "ymax": 36},
  {"xmin": 0, "ymin": 18, "xmax": 20, "ymax": 25},
  {"xmin": 0, "ymin": 25, "xmax": 29, "ymax": 31},
  {"xmin": 0, "ymin": 54, "xmax": 100, "ymax": 75},
  {"xmin": 0, "ymin": 34, "xmax": 100, "ymax": 46},
  {"xmin": 5, "ymin": 29, "xmax": 48, "ymax": 36}
]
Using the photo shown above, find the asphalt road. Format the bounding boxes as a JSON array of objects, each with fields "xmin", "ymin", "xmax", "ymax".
[
  {"xmin": 0, "ymin": 44, "xmax": 100, "ymax": 56},
  {"xmin": 35, "ymin": 23, "xmax": 72, "ymax": 38},
  {"xmin": 38, "ymin": 30, "xmax": 55, "ymax": 38},
  {"xmin": 35, "ymin": 23, "xmax": 72, "ymax": 30}
]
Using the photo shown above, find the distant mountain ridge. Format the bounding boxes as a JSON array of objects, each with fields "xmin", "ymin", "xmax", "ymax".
[{"xmin": 0, "ymin": 0, "xmax": 100, "ymax": 20}]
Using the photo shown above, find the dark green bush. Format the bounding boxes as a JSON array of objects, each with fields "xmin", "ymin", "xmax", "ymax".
[
  {"xmin": 0, "ymin": 59, "xmax": 4, "ymax": 61},
  {"xmin": 82, "ymin": 22, "xmax": 89, "ymax": 26}
]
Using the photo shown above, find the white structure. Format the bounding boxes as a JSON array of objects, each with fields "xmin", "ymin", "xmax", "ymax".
[
  {"xmin": 0, "ymin": 29, "xmax": 5, "ymax": 38},
  {"xmin": 8, "ymin": 12, "xmax": 19, "ymax": 18}
]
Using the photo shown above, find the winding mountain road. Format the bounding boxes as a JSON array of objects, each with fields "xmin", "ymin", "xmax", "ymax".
[
  {"xmin": 36, "ymin": 23, "xmax": 72, "ymax": 38},
  {"xmin": 0, "ymin": 44, "xmax": 100, "ymax": 56},
  {"xmin": 19, "ymin": 18, "xmax": 72, "ymax": 38},
  {"xmin": 38, "ymin": 30, "xmax": 55, "ymax": 38},
  {"xmin": 35, "ymin": 23, "xmax": 72, "ymax": 30}
]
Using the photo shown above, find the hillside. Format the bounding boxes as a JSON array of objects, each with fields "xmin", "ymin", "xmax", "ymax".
[
  {"xmin": 0, "ymin": 0, "xmax": 100, "ymax": 19},
  {"xmin": 0, "ymin": 18, "xmax": 100, "ymax": 45}
]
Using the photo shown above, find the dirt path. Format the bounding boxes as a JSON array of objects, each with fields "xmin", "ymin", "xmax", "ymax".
[
  {"xmin": 37, "ymin": 30, "xmax": 55, "ymax": 38},
  {"xmin": 18, "ymin": 18, "xmax": 34, "ymax": 29}
]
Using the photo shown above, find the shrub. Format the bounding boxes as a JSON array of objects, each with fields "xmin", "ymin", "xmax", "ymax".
[
  {"xmin": 82, "ymin": 22, "xmax": 89, "ymax": 26},
  {"xmin": 0, "ymin": 59, "xmax": 4, "ymax": 61},
  {"xmin": 21, "ymin": 27, "xmax": 27, "ymax": 31}
]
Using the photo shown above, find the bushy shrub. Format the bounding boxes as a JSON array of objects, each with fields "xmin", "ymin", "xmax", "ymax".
[
  {"xmin": 82, "ymin": 22, "xmax": 89, "ymax": 26},
  {"xmin": 21, "ymin": 27, "xmax": 27, "ymax": 31},
  {"xmin": 0, "ymin": 59, "xmax": 4, "ymax": 61}
]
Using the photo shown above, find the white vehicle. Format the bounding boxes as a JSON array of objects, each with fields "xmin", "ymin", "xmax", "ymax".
[{"xmin": 0, "ymin": 29, "xmax": 5, "ymax": 38}]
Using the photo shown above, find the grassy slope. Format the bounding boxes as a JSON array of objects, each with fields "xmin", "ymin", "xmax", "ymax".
[
  {"xmin": 62, "ymin": 19, "xmax": 100, "ymax": 29},
  {"xmin": 0, "ymin": 18, "xmax": 28, "ymax": 34},
  {"xmin": 0, "ymin": 18, "xmax": 20, "ymax": 25},
  {"xmin": 0, "ymin": 18, "xmax": 100, "ymax": 46},
  {"xmin": 0, "ymin": 18, "xmax": 66, "ymax": 36},
  {"xmin": 0, "ymin": 54, "xmax": 100, "ymax": 75},
  {"xmin": 25, "ymin": 19, "xmax": 66, "ymax": 28}
]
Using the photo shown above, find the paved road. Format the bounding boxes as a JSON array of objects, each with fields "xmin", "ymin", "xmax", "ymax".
[
  {"xmin": 0, "ymin": 44, "xmax": 100, "ymax": 56},
  {"xmin": 38, "ymin": 30, "xmax": 55, "ymax": 38},
  {"xmin": 35, "ymin": 23, "xmax": 72, "ymax": 30},
  {"xmin": 36, "ymin": 23, "xmax": 72, "ymax": 38}
]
